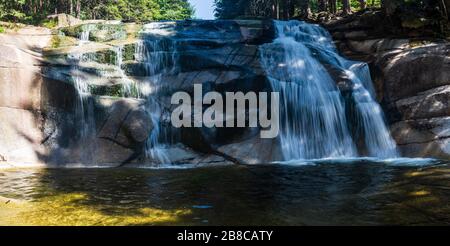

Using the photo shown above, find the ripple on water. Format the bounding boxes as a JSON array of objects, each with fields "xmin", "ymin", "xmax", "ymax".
[
  {"xmin": 272, "ymin": 157, "xmax": 446, "ymax": 167},
  {"xmin": 0, "ymin": 162, "xmax": 449, "ymax": 225}
]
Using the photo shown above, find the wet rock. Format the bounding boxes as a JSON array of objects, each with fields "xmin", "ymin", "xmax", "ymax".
[
  {"xmin": 391, "ymin": 85, "xmax": 450, "ymax": 121},
  {"xmin": 96, "ymin": 97, "xmax": 151, "ymax": 147},
  {"xmin": 375, "ymin": 43, "xmax": 450, "ymax": 103},
  {"xmin": 391, "ymin": 117, "xmax": 450, "ymax": 145},
  {"xmin": 325, "ymin": 12, "xmax": 450, "ymax": 159},
  {"xmin": 122, "ymin": 108, "xmax": 153, "ymax": 143},
  {"xmin": 47, "ymin": 14, "xmax": 81, "ymax": 28},
  {"xmin": 60, "ymin": 23, "xmax": 127, "ymax": 42},
  {"xmin": 216, "ymin": 136, "xmax": 283, "ymax": 164}
]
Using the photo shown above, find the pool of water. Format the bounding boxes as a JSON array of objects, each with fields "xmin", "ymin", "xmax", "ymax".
[{"xmin": 1, "ymin": 159, "xmax": 449, "ymax": 225}]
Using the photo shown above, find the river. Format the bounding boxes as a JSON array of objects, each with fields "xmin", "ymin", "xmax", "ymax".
[{"xmin": 1, "ymin": 159, "xmax": 449, "ymax": 225}]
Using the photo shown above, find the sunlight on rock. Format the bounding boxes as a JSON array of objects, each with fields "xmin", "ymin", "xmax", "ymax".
[
  {"xmin": 409, "ymin": 190, "xmax": 431, "ymax": 197},
  {"xmin": 405, "ymin": 171, "xmax": 425, "ymax": 177}
]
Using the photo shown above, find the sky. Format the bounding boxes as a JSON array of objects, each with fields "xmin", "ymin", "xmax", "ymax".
[{"xmin": 189, "ymin": 0, "xmax": 215, "ymax": 19}]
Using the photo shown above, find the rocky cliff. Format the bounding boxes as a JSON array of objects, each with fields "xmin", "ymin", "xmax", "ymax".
[
  {"xmin": 0, "ymin": 17, "xmax": 449, "ymax": 168},
  {"xmin": 326, "ymin": 10, "xmax": 450, "ymax": 159},
  {"xmin": 0, "ymin": 27, "xmax": 52, "ymax": 167},
  {"xmin": 1, "ymin": 20, "xmax": 280, "ymax": 167}
]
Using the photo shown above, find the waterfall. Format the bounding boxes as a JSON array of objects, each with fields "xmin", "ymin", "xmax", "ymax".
[
  {"xmin": 135, "ymin": 23, "xmax": 179, "ymax": 164},
  {"xmin": 73, "ymin": 24, "xmax": 95, "ymax": 139},
  {"xmin": 79, "ymin": 24, "xmax": 94, "ymax": 44},
  {"xmin": 67, "ymin": 24, "xmax": 98, "ymax": 164},
  {"xmin": 113, "ymin": 45, "xmax": 137, "ymax": 97},
  {"xmin": 260, "ymin": 20, "xmax": 398, "ymax": 160}
]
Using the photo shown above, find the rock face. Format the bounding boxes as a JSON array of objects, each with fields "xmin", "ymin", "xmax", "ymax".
[
  {"xmin": 0, "ymin": 27, "xmax": 52, "ymax": 167},
  {"xmin": 379, "ymin": 46, "xmax": 450, "ymax": 159},
  {"xmin": 1, "ymin": 17, "xmax": 449, "ymax": 168},
  {"xmin": 1, "ymin": 20, "xmax": 277, "ymax": 167},
  {"xmin": 325, "ymin": 11, "xmax": 450, "ymax": 159}
]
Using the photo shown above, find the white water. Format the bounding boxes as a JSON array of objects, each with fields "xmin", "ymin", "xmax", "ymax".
[
  {"xmin": 273, "ymin": 157, "xmax": 442, "ymax": 167},
  {"xmin": 136, "ymin": 25, "xmax": 179, "ymax": 164},
  {"xmin": 68, "ymin": 24, "xmax": 98, "ymax": 164},
  {"xmin": 69, "ymin": 23, "xmax": 178, "ymax": 165},
  {"xmin": 260, "ymin": 21, "xmax": 399, "ymax": 161},
  {"xmin": 113, "ymin": 45, "xmax": 136, "ymax": 97}
]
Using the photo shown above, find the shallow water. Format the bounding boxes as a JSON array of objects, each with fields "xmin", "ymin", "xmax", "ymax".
[{"xmin": 1, "ymin": 160, "xmax": 449, "ymax": 225}]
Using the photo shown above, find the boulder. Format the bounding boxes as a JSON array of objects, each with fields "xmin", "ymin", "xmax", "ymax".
[
  {"xmin": 391, "ymin": 85, "xmax": 450, "ymax": 121},
  {"xmin": 390, "ymin": 117, "xmax": 450, "ymax": 159},
  {"xmin": 60, "ymin": 23, "xmax": 127, "ymax": 42},
  {"xmin": 375, "ymin": 44, "xmax": 450, "ymax": 159},
  {"xmin": 96, "ymin": 97, "xmax": 152, "ymax": 147},
  {"xmin": 375, "ymin": 43, "xmax": 450, "ymax": 103},
  {"xmin": 47, "ymin": 14, "xmax": 82, "ymax": 28}
]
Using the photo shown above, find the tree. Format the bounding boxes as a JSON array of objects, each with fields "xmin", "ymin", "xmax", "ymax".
[
  {"xmin": 342, "ymin": 0, "xmax": 351, "ymax": 15},
  {"xmin": 328, "ymin": 0, "xmax": 337, "ymax": 14},
  {"xmin": 0, "ymin": 0, "xmax": 194, "ymax": 23},
  {"xmin": 440, "ymin": 0, "xmax": 449, "ymax": 19},
  {"xmin": 318, "ymin": 0, "xmax": 328, "ymax": 12}
]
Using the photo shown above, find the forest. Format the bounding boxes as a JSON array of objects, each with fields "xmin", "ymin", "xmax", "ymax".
[
  {"xmin": 214, "ymin": 0, "xmax": 450, "ymax": 21},
  {"xmin": 1, "ymin": 0, "xmax": 450, "ymax": 25},
  {"xmin": 0, "ymin": 0, "xmax": 193, "ymax": 23}
]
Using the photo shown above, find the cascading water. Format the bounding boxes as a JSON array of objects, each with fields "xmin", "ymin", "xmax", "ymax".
[
  {"xmin": 113, "ymin": 45, "xmax": 136, "ymax": 97},
  {"xmin": 67, "ymin": 22, "xmax": 178, "ymax": 165},
  {"xmin": 68, "ymin": 24, "xmax": 98, "ymax": 163},
  {"xmin": 135, "ymin": 22, "xmax": 179, "ymax": 164},
  {"xmin": 260, "ymin": 20, "xmax": 398, "ymax": 160}
]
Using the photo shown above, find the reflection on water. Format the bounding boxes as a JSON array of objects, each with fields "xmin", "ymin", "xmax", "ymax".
[{"xmin": 0, "ymin": 160, "xmax": 449, "ymax": 225}]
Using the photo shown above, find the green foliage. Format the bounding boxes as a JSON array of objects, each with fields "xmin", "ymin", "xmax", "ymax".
[
  {"xmin": 41, "ymin": 19, "xmax": 58, "ymax": 29},
  {"xmin": 157, "ymin": 0, "xmax": 194, "ymax": 20},
  {"xmin": 214, "ymin": 0, "xmax": 251, "ymax": 19},
  {"xmin": 50, "ymin": 35, "xmax": 62, "ymax": 48},
  {"xmin": 0, "ymin": 26, "xmax": 4, "ymax": 33},
  {"xmin": 214, "ymin": 0, "xmax": 447, "ymax": 20},
  {"xmin": 0, "ymin": 0, "xmax": 193, "ymax": 24}
]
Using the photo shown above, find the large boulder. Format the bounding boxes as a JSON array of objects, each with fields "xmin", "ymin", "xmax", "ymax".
[
  {"xmin": 390, "ymin": 117, "xmax": 450, "ymax": 159},
  {"xmin": 374, "ymin": 45, "xmax": 450, "ymax": 159}
]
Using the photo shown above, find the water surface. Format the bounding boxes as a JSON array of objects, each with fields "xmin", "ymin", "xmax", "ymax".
[{"xmin": 1, "ymin": 160, "xmax": 449, "ymax": 225}]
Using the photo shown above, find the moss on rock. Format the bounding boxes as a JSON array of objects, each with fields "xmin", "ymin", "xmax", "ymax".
[{"xmin": 59, "ymin": 23, "xmax": 128, "ymax": 42}]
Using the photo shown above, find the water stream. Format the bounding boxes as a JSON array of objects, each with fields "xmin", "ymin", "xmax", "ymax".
[
  {"xmin": 136, "ymin": 23, "xmax": 180, "ymax": 164},
  {"xmin": 69, "ymin": 20, "xmax": 400, "ymax": 164},
  {"xmin": 260, "ymin": 21, "xmax": 399, "ymax": 161}
]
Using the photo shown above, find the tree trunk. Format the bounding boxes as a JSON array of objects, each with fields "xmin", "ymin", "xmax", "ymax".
[
  {"xmin": 282, "ymin": 0, "xmax": 289, "ymax": 20},
  {"xmin": 440, "ymin": 0, "xmax": 449, "ymax": 20},
  {"xmin": 318, "ymin": 0, "xmax": 327, "ymax": 12},
  {"xmin": 381, "ymin": 0, "xmax": 400, "ymax": 16},
  {"xmin": 288, "ymin": 0, "xmax": 296, "ymax": 18},
  {"xmin": 76, "ymin": 0, "xmax": 81, "ymax": 18},
  {"xmin": 272, "ymin": 0, "xmax": 280, "ymax": 19},
  {"xmin": 298, "ymin": 0, "xmax": 310, "ymax": 19},
  {"xmin": 342, "ymin": 0, "xmax": 351, "ymax": 15},
  {"xmin": 328, "ymin": 0, "xmax": 337, "ymax": 14}
]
